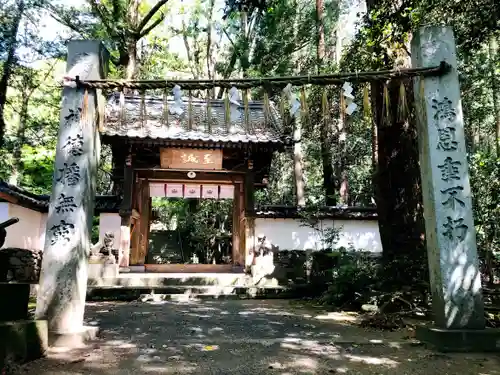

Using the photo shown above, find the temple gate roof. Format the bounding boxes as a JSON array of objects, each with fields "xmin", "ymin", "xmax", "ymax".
[{"xmin": 102, "ymin": 92, "xmax": 286, "ymax": 146}]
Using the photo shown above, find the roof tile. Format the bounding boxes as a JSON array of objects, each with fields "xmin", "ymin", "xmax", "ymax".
[{"xmin": 102, "ymin": 93, "xmax": 285, "ymax": 144}]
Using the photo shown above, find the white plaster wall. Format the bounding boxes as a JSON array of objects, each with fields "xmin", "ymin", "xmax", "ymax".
[
  {"xmin": 99, "ymin": 213, "xmax": 122, "ymax": 244},
  {"xmin": 39, "ymin": 213, "xmax": 48, "ymax": 249},
  {"xmin": 252, "ymin": 218, "xmax": 382, "ymax": 253},
  {"xmin": 3, "ymin": 204, "xmax": 44, "ymax": 250}
]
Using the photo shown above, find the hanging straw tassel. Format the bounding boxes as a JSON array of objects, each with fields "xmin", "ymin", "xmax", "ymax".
[
  {"xmin": 339, "ymin": 90, "xmax": 346, "ymax": 123},
  {"xmin": 363, "ymin": 84, "xmax": 371, "ymax": 120},
  {"xmin": 206, "ymin": 90, "xmax": 212, "ymax": 133},
  {"xmin": 162, "ymin": 88, "xmax": 169, "ymax": 128},
  {"xmin": 140, "ymin": 90, "xmax": 146, "ymax": 128},
  {"xmin": 381, "ymin": 83, "xmax": 391, "ymax": 126},
  {"xmin": 397, "ymin": 82, "xmax": 408, "ymax": 123},
  {"xmin": 119, "ymin": 90, "xmax": 126, "ymax": 125},
  {"xmin": 224, "ymin": 91, "xmax": 230, "ymax": 131},
  {"xmin": 280, "ymin": 91, "xmax": 286, "ymax": 128},
  {"xmin": 188, "ymin": 90, "xmax": 193, "ymax": 130},
  {"xmin": 322, "ymin": 89, "xmax": 329, "ymax": 126},
  {"xmin": 243, "ymin": 88, "xmax": 250, "ymax": 132},
  {"xmin": 263, "ymin": 91, "xmax": 271, "ymax": 125},
  {"xmin": 415, "ymin": 78, "xmax": 427, "ymax": 125},
  {"xmin": 80, "ymin": 88, "xmax": 90, "ymax": 133},
  {"xmin": 300, "ymin": 86, "xmax": 309, "ymax": 127},
  {"xmin": 97, "ymin": 89, "xmax": 105, "ymax": 132}
]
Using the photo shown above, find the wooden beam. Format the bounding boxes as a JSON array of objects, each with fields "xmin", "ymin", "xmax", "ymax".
[
  {"xmin": 0, "ymin": 192, "xmax": 18, "ymax": 204},
  {"xmin": 135, "ymin": 169, "xmax": 245, "ymax": 184},
  {"xmin": 144, "ymin": 264, "xmax": 238, "ymax": 273}
]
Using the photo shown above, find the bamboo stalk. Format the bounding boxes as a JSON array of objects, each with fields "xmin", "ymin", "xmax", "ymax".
[{"xmin": 72, "ymin": 63, "xmax": 450, "ymax": 90}]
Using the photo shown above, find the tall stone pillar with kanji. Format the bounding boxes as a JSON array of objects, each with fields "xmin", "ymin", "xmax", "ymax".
[
  {"xmin": 412, "ymin": 26, "xmax": 500, "ymax": 351},
  {"xmin": 35, "ymin": 40, "xmax": 108, "ymax": 347}
]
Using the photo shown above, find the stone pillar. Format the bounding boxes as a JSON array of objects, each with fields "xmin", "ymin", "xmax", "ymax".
[
  {"xmin": 412, "ymin": 26, "xmax": 500, "ymax": 351},
  {"xmin": 35, "ymin": 40, "xmax": 108, "ymax": 345}
]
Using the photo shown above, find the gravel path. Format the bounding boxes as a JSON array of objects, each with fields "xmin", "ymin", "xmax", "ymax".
[{"xmin": 17, "ymin": 299, "xmax": 500, "ymax": 374}]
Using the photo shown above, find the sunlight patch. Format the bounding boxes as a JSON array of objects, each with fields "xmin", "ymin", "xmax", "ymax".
[{"xmin": 344, "ymin": 354, "xmax": 399, "ymax": 366}]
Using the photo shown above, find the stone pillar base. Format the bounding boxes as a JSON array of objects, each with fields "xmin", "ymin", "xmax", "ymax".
[
  {"xmin": 0, "ymin": 320, "xmax": 48, "ymax": 369},
  {"xmin": 416, "ymin": 326, "xmax": 500, "ymax": 352},
  {"xmin": 49, "ymin": 325, "xmax": 99, "ymax": 348}
]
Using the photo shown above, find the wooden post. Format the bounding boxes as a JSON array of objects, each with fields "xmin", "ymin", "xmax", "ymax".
[
  {"xmin": 35, "ymin": 40, "xmax": 108, "ymax": 346},
  {"xmin": 119, "ymin": 151, "xmax": 133, "ymax": 268}
]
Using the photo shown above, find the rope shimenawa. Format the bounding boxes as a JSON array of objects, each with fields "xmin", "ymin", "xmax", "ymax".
[{"xmin": 68, "ymin": 62, "xmax": 450, "ymax": 91}]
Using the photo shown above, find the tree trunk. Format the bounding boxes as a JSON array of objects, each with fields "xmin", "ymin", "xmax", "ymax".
[
  {"xmin": 336, "ymin": 29, "xmax": 349, "ymax": 205},
  {"xmin": 366, "ymin": 0, "xmax": 427, "ymax": 287},
  {"xmin": 316, "ymin": 0, "xmax": 336, "ymax": 205},
  {"xmin": 293, "ymin": 117, "xmax": 306, "ymax": 206},
  {"xmin": 0, "ymin": 0, "xmax": 24, "ymax": 147},
  {"xmin": 126, "ymin": 39, "xmax": 138, "ymax": 80},
  {"xmin": 10, "ymin": 87, "xmax": 29, "ymax": 186},
  {"xmin": 489, "ymin": 34, "xmax": 500, "ymax": 156}
]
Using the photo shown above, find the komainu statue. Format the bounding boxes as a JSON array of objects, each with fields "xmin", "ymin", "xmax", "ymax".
[{"xmin": 90, "ymin": 232, "xmax": 118, "ymax": 264}]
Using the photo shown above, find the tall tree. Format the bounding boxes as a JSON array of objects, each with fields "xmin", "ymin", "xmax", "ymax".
[
  {"xmin": 46, "ymin": 0, "xmax": 171, "ymax": 78},
  {"xmin": 0, "ymin": 0, "xmax": 25, "ymax": 147},
  {"xmin": 316, "ymin": 0, "xmax": 336, "ymax": 206}
]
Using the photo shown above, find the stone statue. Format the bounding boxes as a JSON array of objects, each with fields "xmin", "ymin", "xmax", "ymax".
[
  {"xmin": 251, "ymin": 234, "xmax": 276, "ymax": 286},
  {"xmin": 90, "ymin": 232, "xmax": 118, "ymax": 264},
  {"xmin": 254, "ymin": 234, "xmax": 273, "ymax": 257}
]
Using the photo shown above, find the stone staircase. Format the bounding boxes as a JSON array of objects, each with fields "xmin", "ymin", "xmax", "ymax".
[{"xmin": 86, "ymin": 272, "xmax": 300, "ymax": 301}]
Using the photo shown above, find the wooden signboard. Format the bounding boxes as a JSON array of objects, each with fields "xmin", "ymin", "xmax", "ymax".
[{"xmin": 160, "ymin": 148, "xmax": 223, "ymax": 170}]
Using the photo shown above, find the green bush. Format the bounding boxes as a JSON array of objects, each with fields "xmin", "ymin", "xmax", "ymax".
[{"xmin": 319, "ymin": 248, "xmax": 381, "ymax": 308}]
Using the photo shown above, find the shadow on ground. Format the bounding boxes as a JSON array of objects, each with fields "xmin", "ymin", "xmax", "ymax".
[{"xmin": 17, "ymin": 299, "xmax": 500, "ymax": 374}]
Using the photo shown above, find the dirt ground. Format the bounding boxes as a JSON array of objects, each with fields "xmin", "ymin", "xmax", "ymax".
[{"xmin": 16, "ymin": 299, "xmax": 500, "ymax": 374}]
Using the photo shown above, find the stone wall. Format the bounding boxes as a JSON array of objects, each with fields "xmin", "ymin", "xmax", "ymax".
[{"xmin": 0, "ymin": 248, "xmax": 42, "ymax": 282}]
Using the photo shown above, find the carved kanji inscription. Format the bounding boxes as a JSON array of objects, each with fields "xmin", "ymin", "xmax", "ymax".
[
  {"xmin": 50, "ymin": 220, "xmax": 75, "ymax": 245},
  {"xmin": 56, "ymin": 162, "xmax": 81, "ymax": 186}
]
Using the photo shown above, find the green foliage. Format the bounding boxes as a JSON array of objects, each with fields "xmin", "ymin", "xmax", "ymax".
[
  {"xmin": 319, "ymin": 250, "xmax": 380, "ymax": 308},
  {"xmin": 298, "ymin": 204, "xmax": 341, "ymax": 251},
  {"xmin": 470, "ymin": 152, "xmax": 500, "ymax": 265},
  {"xmin": 151, "ymin": 198, "xmax": 233, "ymax": 264}
]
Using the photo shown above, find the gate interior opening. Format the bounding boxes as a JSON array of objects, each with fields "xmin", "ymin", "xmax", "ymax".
[
  {"xmin": 148, "ymin": 195, "xmax": 234, "ymax": 265},
  {"xmin": 142, "ymin": 180, "xmax": 243, "ymax": 272}
]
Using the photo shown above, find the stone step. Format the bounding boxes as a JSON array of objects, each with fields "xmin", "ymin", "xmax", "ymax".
[
  {"xmin": 86, "ymin": 284, "xmax": 300, "ymax": 301},
  {"xmin": 89, "ymin": 272, "xmax": 252, "ymax": 288}
]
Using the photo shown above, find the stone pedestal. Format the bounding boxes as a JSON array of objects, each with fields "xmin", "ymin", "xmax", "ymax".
[
  {"xmin": 412, "ymin": 26, "xmax": 500, "ymax": 350},
  {"xmin": 0, "ymin": 283, "xmax": 48, "ymax": 369},
  {"xmin": 88, "ymin": 257, "xmax": 119, "ymax": 280},
  {"xmin": 251, "ymin": 253, "xmax": 276, "ymax": 286},
  {"xmin": 0, "ymin": 283, "xmax": 30, "ymax": 321},
  {"xmin": 35, "ymin": 40, "xmax": 108, "ymax": 347}
]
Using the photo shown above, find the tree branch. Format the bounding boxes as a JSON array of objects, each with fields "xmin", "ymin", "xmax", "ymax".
[
  {"xmin": 86, "ymin": 0, "xmax": 118, "ymax": 39},
  {"xmin": 139, "ymin": 12, "xmax": 166, "ymax": 38},
  {"xmin": 137, "ymin": 0, "xmax": 169, "ymax": 33}
]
